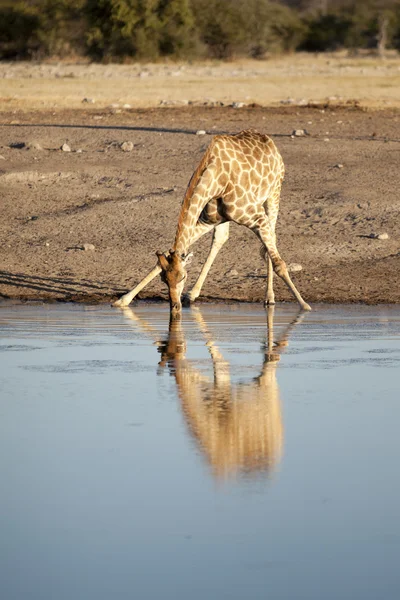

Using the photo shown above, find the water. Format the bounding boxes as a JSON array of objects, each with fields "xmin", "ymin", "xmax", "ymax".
[{"xmin": 1, "ymin": 302, "xmax": 400, "ymax": 600}]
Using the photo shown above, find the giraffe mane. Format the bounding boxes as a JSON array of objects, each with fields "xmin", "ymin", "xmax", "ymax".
[{"xmin": 173, "ymin": 138, "xmax": 216, "ymax": 250}]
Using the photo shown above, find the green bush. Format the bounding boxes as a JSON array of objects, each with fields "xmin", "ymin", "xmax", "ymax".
[
  {"xmin": 246, "ymin": 1, "xmax": 306, "ymax": 56},
  {"xmin": 0, "ymin": 3, "xmax": 40, "ymax": 59},
  {"xmin": 0, "ymin": 0, "xmax": 86, "ymax": 59},
  {"xmin": 85, "ymin": 0, "xmax": 159, "ymax": 60},
  {"xmin": 300, "ymin": 12, "xmax": 353, "ymax": 51},
  {"xmin": 192, "ymin": 0, "xmax": 304, "ymax": 59},
  {"xmin": 1, "ymin": 0, "xmax": 400, "ymax": 61},
  {"xmin": 190, "ymin": 0, "xmax": 247, "ymax": 59},
  {"xmin": 157, "ymin": 0, "xmax": 196, "ymax": 58}
]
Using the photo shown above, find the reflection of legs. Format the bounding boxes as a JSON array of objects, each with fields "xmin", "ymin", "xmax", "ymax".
[
  {"xmin": 186, "ymin": 222, "xmax": 230, "ymax": 303},
  {"xmin": 191, "ymin": 307, "xmax": 231, "ymax": 386},
  {"xmin": 266, "ymin": 305, "xmax": 275, "ymax": 357},
  {"xmin": 252, "ymin": 215, "xmax": 311, "ymax": 311},
  {"xmin": 114, "ymin": 221, "xmax": 215, "ymax": 308}
]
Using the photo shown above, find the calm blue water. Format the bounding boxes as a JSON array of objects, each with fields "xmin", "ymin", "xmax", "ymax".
[{"xmin": 1, "ymin": 302, "xmax": 400, "ymax": 600}]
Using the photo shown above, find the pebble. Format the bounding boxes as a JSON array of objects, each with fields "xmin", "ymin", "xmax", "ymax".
[
  {"xmin": 225, "ymin": 268, "xmax": 239, "ymax": 276},
  {"xmin": 123, "ymin": 104, "xmax": 131, "ymax": 109},
  {"xmin": 61, "ymin": 143, "xmax": 71, "ymax": 152},
  {"xmin": 81, "ymin": 243, "xmax": 95, "ymax": 251},
  {"xmin": 231, "ymin": 102, "xmax": 245, "ymax": 108},
  {"xmin": 0, "ymin": 155, "xmax": 5, "ymax": 160},
  {"xmin": 196, "ymin": 130, "xmax": 207, "ymax": 136},
  {"xmin": 292, "ymin": 129, "xmax": 307, "ymax": 137},
  {"xmin": 369, "ymin": 232, "xmax": 389, "ymax": 240},
  {"xmin": 120, "ymin": 141, "xmax": 134, "ymax": 152},
  {"xmin": 334, "ymin": 163, "xmax": 344, "ymax": 168},
  {"xmin": 288, "ymin": 263, "xmax": 303, "ymax": 272},
  {"xmin": 26, "ymin": 141, "xmax": 43, "ymax": 151},
  {"xmin": 82, "ymin": 98, "xmax": 95, "ymax": 104}
]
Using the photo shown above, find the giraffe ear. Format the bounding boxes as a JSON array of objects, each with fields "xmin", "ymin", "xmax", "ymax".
[{"xmin": 156, "ymin": 252, "xmax": 169, "ymax": 271}]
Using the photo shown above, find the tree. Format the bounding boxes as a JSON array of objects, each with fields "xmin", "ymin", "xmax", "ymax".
[
  {"xmin": 193, "ymin": 0, "xmax": 304, "ymax": 59},
  {"xmin": 0, "ymin": 0, "xmax": 86, "ymax": 59},
  {"xmin": 157, "ymin": 0, "xmax": 196, "ymax": 57},
  {"xmin": 85, "ymin": 0, "xmax": 161, "ymax": 60}
]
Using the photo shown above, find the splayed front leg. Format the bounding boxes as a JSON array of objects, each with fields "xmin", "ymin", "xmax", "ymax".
[
  {"xmin": 184, "ymin": 222, "xmax": 230, "ymax": 305},
  {"xmin": 114, "ymin": 264, "xmax": 162, "ymax": 307}
]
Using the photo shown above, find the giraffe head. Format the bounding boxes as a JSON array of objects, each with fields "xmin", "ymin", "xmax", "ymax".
[
  {"xmin": 156, "ymin": 250, "xmax": 192, "ymax": 317},
  {"xmin": 157, "ymin": 317, "xmax": 186, "ymax": 367}
]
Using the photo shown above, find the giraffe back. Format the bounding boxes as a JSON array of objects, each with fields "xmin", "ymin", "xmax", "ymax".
[{"xmin": 213, "ymin": 130, "xmax": 285, "ymax": 203}]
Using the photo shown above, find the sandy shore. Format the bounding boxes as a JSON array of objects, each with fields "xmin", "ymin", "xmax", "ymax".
[{"xmin": 1, "ymin": 101, "xmax": 399, "ymax": 306}]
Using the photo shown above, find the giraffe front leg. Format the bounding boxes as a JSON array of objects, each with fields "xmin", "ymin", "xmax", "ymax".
[
  {"xmin": 185, "ymin": 222, "xmax": 230, "ymax": 304},
  {"xmin": 114, "ymin": 264, "xmax": 162, "ymax": 307}
]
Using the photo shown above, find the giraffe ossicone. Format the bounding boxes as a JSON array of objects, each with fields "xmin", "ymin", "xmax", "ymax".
[{"xmin": 114, "ymin": 129, "xmax": 311, "ymax": 313}]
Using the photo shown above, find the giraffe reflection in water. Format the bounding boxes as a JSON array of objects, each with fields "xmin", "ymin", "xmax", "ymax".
[{"xmin": 124, "ymin": 307, "xmax": 304, "ymax": 479}]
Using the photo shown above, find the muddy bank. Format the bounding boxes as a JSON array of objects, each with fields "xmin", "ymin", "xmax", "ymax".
[{"xmin": 0, "ymin": 106, "xmax": 399, "ymax": 306}]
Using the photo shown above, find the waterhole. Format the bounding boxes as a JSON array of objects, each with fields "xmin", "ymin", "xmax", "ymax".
[{"xmin": 1, "ymin": 302, "xmax": 400, "ymax": 600}]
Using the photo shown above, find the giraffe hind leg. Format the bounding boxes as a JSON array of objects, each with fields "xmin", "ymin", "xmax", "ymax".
[
  {"xmin": 252, "ymin": 214, "xmax": 311, "ymax": 311},
  {"xmin": 263, "ymin": 184, "xmax": 280, "ymax": 307},
  {"xmin": 266, "ymin": 255, "xmax": 275, "ymax": 306}
]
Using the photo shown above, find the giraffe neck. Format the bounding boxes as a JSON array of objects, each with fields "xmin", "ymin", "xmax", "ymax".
[
  {"xmin": 173, "ymin": 191, "xmax": 205, "ymax": 256},
  {"xmin": 173, "ymin": 230, "xmax": 190, "ymax": 257},
  {"xmin": 172, "ymin": 140, "xmax": 216, "ymax": 257}
]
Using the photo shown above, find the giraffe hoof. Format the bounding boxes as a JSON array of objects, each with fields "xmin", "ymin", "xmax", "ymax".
[
  {"xmin": 114, "ymin": 296, "xmax": 131, "ymax": 308},
  {"xmin": 264, "ymin": 299, "xmax": 276, "ymax": 306},
  {"xmin": 301, "ymin": 302, "xmax": 312, "ymax": 311}
]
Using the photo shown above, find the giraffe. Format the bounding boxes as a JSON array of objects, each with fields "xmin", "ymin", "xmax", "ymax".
[
  {"xmin": 121, "ymin": 305, "xmax": 305, "ymax": 479},
  {"xmin": 114, "ymin": 130, "xmax": 311, "ymax": 315}
]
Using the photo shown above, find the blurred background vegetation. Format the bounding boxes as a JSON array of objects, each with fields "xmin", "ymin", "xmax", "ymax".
[{"xmin": 1, "ymin": 0, "xmax": 400, "ymax": 61}]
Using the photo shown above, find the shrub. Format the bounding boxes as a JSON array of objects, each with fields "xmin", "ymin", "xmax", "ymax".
[
  {"xmin": 0, "ymin": 0, "xmax": 86, "ymax": 59},
  {"xmin": 300, "ymin": 12, "xmax": 353, "ymax": 51},
  {"xmin": 0, "ymin": 2, "xmax": 40, "ymax": 59}
]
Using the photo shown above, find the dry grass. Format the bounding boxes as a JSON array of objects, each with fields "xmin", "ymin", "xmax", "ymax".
[{"xmin": 1, "ymin": 52, "xmax": 400, "ymax": 111}]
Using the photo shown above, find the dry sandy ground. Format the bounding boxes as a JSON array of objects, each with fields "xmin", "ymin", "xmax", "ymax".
[
  {"xmin": 1, "ymin": 54, "xmax": 400, "ymax": 110},
  {"xmin": 1, "ymin": 101, "xmax": 399, "ymax": 307}
]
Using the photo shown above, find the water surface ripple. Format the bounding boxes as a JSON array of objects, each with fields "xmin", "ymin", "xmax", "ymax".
[{"xmin": 1, "ymin": 302, "xmax": 400, "ymax": 600}]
